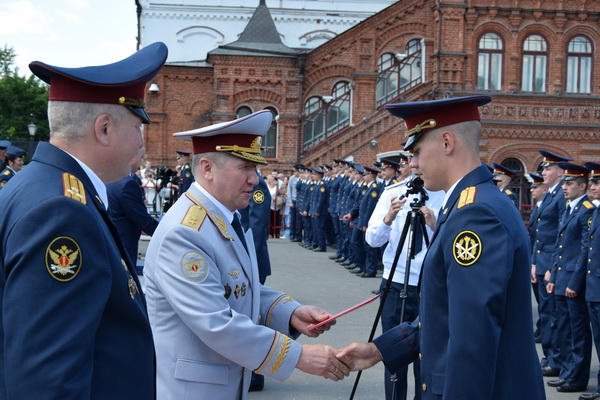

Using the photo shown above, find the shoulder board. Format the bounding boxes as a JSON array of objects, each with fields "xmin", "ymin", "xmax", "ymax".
[
  {"xmin": 2, "ymin": 170, "xmax": 10, "ymax": 175},
  {"xmin": 457, "ymin": 187, "xmax": 477, "ymax": 209},
  {"xmin": 392, "ymin": 179, "xmax": 398, "ymax": 184},
  {"xmin": 183, "ymin": 194, "xmax": 233, "ymax": 239},
  {"xmin": 385, "ymin": 180, "xmax": 406, "ymax": 190},
  {"xmin": 181, "ymin": 205, "xmax": 207, "ymax": 230},
  {"xmin": 505, "ymin": 189, "xmax": 513, "ymax": 195},
  {"xmin": 62, "ymin": 173, "xmax": 87, "ymax": 205},
  {"xmin": 583, "ymin": 200, "xmax": 594, "ymax": 209}
]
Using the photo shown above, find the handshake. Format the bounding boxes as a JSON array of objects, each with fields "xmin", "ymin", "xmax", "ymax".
[{"xmin": 291, "ymin": 305, "xmax": 384, "ymax": 381}]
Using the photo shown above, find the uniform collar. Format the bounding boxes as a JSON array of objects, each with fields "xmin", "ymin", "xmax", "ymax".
[
  {"xmin": 64, "ymin": 150, "xmax": 108, "ymax": 211},
  {"xmin": 193, "ymin": 181, "xmax": 235, "ymax": 223}
]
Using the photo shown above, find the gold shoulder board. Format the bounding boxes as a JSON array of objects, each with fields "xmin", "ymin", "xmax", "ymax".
[
  {"xmin": 62, "ymin": 173, "xmax": 87, "ymax": 204},
  {"xmin": 505, "ymin": 189, "xmax": 513, "ymax": 195},
  {"xmin": 457, "ymin": 187, "xmax": 477, "ymax": 209},
  {"xmin": 583, "ymin": 200, "xmax": 594, "ymax": 209},
  {"xmin": 181, "ymin": 205, "xmax": 207, "ymax": 230}
]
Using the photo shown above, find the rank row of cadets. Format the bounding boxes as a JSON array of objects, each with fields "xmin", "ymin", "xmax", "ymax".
[{"xmin": 531, "ymin": 152, "xmax": 600, "ymax": 400}]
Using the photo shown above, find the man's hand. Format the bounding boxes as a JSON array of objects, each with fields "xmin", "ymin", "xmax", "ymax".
[
  {"xmin": 291, "ymin": 306, "xmax": 335, "ymax": 337},
  {"xmin": 544, "ymin": 270, "xmax": 551, "ymax": 283},
  {"xmin": 531, "ymin": 265, "xmax": 537, "ymax": 284},
  {"xmin": 383, "ymin": 196, "xmax": 406, "ymax": 226},
  {"xmin": 342, "ymin": 213, "xmax": 351, "ymax": 222},
  {"xmin": 336, "ymin": 342, "xmax": 383, "ymax": 371},
  {"xmin": 296, "ymin": 344, "xmax": 351, "ymax": 381},
  {"xmin": 566, "ymin": 288, "xmax": 578, "ymax": 298},
  {"xmin": 546, "ymin": 282, "xmax": 555, "ymax": 294},
  {"xmin": 420, "ymin": 206, "xmax": 436, "ymax": 231}
]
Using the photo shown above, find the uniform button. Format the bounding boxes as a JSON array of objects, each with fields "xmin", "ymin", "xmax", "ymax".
[
  {"xmin": 419, "ymin": 353, "xmax": 422, "ymax": 360},
  {"xmin": 422, "ymin": 383, "xmax": 427, "ymax": 392},
  {"xmin": 418, "ymin": 322, "xmax": 422, "ymax": 329},
  {"xmin": 558, "ymin": 267, "xmax": 562, "ymax": 270},
  {"xmin": 536, "ymin": 239, "xmax": 540, "ymax": 243},
  {"xmin": 589, "ymin": 259, "xmax": 592, "ymax": 263},
  {"xmin": 559, "ymin": 256, "xmax": 562, "ymax": 259},
  {"xmin": 561, "ymin": 233, "xmax": 564, "ymax": 237},
  {"xmin": 537, "ymin": 250, "xmax": 541, "ymax": 254},
  {"xmin": 537, "ymin": 218, "xmax": 541, "ymax": 222},
  {"xmin": 536, "ymin": 229, "xmax": 539, "ymax": 232},
  {"xmin": 559, "ymin": 245, "xmax": 563, "ymax": 248}
]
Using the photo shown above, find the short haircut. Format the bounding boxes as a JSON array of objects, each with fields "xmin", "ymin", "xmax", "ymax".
[{"xmin": 48, "ymin": 101, "xmax": 130, "ymax": 140}]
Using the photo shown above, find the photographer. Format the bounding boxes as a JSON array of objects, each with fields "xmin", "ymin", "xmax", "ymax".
[{"xmin": 365, "ymin": 171, "xmax": 444, "ymax": 400}]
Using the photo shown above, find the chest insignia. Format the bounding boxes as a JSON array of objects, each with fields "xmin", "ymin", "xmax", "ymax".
[
  {"xmin": 228, "ymin": 269, "xmax": 241, "ymax": 279},
  {"xmin": 45, "ymin": 236, "xmax": 82, "ymax": 282},
  {"xmin": 128, "ymin": 275, "xmax": 139, "ymax": 299},
  {"xmin": 224, "ymin": 283, "xmax": 232, "ymax": 299},
  {"xmin": 180, "ymin": 251, "xmax": 209, "ymax": 283},
  {"xmin": 453, "ymin": 231, "xmax": 482, "ymax": 267}
]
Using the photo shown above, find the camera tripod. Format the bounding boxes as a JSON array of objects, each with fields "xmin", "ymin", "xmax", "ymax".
[{"xmin": 349, "ymin": 180, "xmax": 429, "ymax": 400}]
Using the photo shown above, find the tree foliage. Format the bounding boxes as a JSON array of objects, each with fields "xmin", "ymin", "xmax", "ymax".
[{"xmin": 0, "ymin": 45, "xmax": 49, "ymax": 141}]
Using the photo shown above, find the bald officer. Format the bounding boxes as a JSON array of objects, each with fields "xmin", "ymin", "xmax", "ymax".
[
  {"xmin": 144, "ymin": 110, "xmax": 350, "ymax": 400},
  {"xmin": 0, "ymin": 43, "xmax": 167, "ymax": 399},
  {"xmin": 338, "ymin": 96, "xmax": 545, "ymax": 399}
]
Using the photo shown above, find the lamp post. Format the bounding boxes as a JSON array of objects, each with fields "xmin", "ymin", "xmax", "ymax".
[{"xmin": 27, "ymin": 123, "xmax": 37, "ymax": 140}]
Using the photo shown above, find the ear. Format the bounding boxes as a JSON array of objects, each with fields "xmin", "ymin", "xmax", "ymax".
[
  {"xmin": 93, "ymin": 113, "xmax": 112, "ymax": 147},
  {"xmin": 440, "ymin": 130, "xmax": 455, "ymax": 155},
  {"xmin": 198, "ymin": 157, "xmax": 214, "ymax": 180}
]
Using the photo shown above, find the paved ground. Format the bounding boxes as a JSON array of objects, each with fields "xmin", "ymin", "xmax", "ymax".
[{"xmin": 244, "ymin": 238, "xmax": 600, "ymax": 400}]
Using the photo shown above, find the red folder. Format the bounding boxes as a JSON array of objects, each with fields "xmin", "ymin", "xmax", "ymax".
[{"xmin": 307, "ymin": 294, "xmax": 381, "ymax": 331}]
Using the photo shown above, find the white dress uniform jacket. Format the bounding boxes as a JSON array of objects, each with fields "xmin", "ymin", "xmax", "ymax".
[{"xmin": 145, "ymin": 183, "xmax": 303, "ymax": 400}]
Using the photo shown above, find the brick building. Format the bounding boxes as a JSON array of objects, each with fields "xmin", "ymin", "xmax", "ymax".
[{"xmin": 142, "ymin": 0, "xmax": 600, "ymax": 208}]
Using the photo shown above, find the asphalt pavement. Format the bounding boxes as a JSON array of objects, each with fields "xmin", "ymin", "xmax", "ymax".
[{"xmin": 246, "ymin": 238, "xmax": 600, "ymax": 400}]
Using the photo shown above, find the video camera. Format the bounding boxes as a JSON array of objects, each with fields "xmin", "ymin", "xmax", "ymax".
[
  {"xmin": 156, "ymin": 166, "xmax": 176, "ymax": 188},
  {"xmin": 405, "ymin": 174, "xmax": 428, "ymax": 208}
]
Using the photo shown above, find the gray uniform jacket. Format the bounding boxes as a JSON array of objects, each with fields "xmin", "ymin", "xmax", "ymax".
[{"xmin": 145, "ymin": 183, "xmax": 302, "ymax": 400}]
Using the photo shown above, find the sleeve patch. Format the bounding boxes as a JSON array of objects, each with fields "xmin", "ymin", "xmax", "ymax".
[
  {"xmin": 180, "ymin": 251, "xmax": 209, "ymax": 282},
  {"xmin": 457, "ymin": 187, "xmax": 477, "ymax": 209},
  {"xmin": 46, "ymin": 236, "xmax": 82, "ymax": 281},
  {"xmin": 453, "ymin": 231, "xmax": 482, "ymax": 266}
]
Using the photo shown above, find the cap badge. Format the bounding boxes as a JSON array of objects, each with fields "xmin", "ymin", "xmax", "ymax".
[{"xmin": 453, "ymin": 231, "xmax": 482, "ymax": 267}]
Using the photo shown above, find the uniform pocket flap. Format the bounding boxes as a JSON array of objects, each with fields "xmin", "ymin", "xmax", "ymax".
[{"xmin": 174, "ymin": 359, "xmax": 229, "ymax": 385}]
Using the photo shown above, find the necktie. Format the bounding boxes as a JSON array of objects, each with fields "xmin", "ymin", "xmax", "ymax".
[{"xmin": 231, "ymin": 214, "xmax": 248, "ymax": 254}]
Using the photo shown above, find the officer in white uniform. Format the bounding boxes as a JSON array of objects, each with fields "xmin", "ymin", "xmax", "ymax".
[{"xmin": 144, "ymin": 110, "xmax": 350, "ymax": 400}]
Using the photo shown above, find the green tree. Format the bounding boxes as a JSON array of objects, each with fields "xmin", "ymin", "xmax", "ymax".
[{"xmin": 0, "ymin": 45, "xmax": 49, "ymax": 141}]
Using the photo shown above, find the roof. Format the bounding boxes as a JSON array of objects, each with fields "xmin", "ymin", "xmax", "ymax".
[{"xmin": 209, "ymin": 0, "xmax": 301, "ymax": 57}]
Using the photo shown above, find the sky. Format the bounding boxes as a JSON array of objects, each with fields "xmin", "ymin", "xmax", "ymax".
[{"xmin": 0, "ymin": 0, "xmax": 138, "ymax": 77}]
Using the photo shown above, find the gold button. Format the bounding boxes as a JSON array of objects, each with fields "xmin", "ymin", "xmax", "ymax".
[
  {"xmin": 536, "ymin": 239, "xmax": 540, "ymax": 243},
  {"xmin": 536, "ymin": 229, "xmax": 539, "ymax": 232},
  {"xmin": 561, "ymin": 233, "xmax": 564, "ymax": 237},
  {"xmin": 559, "ymin": 245, "xmax": 563, "ymax": 248},
  {"xmin": 559, "ymin": 256, "xmax": 562, "ymax": 259},
  {"xmin": 422, "ymin": 383, "xmax": 427, "ymax": 392},
  {"xmin": 537, "ymin": 218, "xmax": 541, "ymax": 222},
  {"xmin": 418, "ymin": 322, "xmax": 422, "ymax": 329},
  {"xmin": 589, "ymin": 259, "xmax": 592, "ymax": 263},
  {"xmin": 558, "ymin": 267, "xmax": 562, "ymax": 270},
  {"xmin": 537, "ymin": 250, "xmax": 541, "ymax": 254},
  {"xmin": 419, "ymin": 353, "xmax": 422, "ymax": 360}
]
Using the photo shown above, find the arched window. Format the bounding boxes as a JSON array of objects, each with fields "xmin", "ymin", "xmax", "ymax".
[
  {"xmin": 566, "ymin": 35, "xmax": 593, "ymax": 94},
  {"xmin": 327, "ymin": 81, "xmax": 351, "ymax": 136},
  {"xmin": 263, "ymin": 107, "xmax": 278, "ymax": 158},
  {"xmin": 376, "ymin": 53, "xmax": 399, "ymax": 107},
  {"xmin": 236, "ymin": 106, "xmax": 252, "ymax": 118},
  {"xmin": 376, "ymin": 39, "xmax": 424, "ymax": 107},
  {"xmin": 399, "ymin": 39, "xmax": 423, "ymax": 93},
  {"xmin": 477, "ymin": 33, "xmax": 503, "ymax": 90},
  {"xmin": 522, "ymin": 35, "xmax": 547, "ymax": 92},
  {"xmin": 303, "ymin": 97, "xmax": 325, "ymax": 150},
  {"xmin": 501, "ymin": 158, "xmax": 525, "ymax": 212}
]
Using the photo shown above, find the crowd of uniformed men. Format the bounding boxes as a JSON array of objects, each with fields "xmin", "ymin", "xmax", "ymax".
[{"xmin": 278, "ymin": 150, "xmax": 600, "ymax": 400}]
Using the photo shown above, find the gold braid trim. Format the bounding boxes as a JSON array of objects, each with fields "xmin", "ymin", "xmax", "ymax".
[
  {"xmin": 254, "ymin": 332, "xmax": 280, "ymax": 374},
  {"xmin": 406, "ymin": 118, "xmax": 437, "ymax": 138},
  {"xmin": 185, "ymin": 193, "xmax": 233, "ymax": 239},
  {"xmin": 265, "ymin": 295, "xmax": 289, "ymax": 327},
  {"xmin": 270, "ymin": 335, "xmax": 291, "ymax": 375}
]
